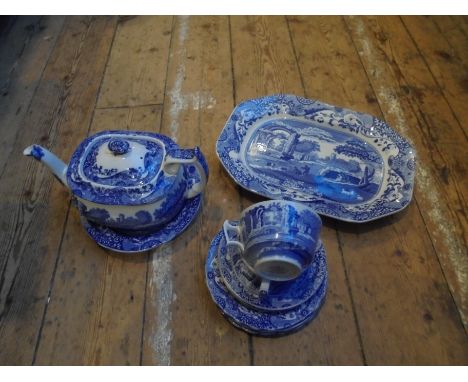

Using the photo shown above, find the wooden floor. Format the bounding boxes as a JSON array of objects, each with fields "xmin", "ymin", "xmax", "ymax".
[{"xmin": 0, "ymin": 15, "xmax": 467, "ymax": 365}]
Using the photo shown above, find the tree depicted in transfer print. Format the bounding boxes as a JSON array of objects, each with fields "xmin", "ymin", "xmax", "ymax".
[{"xmin": 334, "ymin": 138, "xmax": 380, "ymax": 162}]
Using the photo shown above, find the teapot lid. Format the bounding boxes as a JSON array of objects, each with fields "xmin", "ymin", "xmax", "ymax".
[{"xmin": 66, "ymin": 131, "xmax": 180, "ymax": 205}]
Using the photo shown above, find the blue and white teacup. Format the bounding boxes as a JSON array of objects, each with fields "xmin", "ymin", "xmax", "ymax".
[{"xmin": 223, "ymin": 200, "xmax": 322, "ymax": 285}]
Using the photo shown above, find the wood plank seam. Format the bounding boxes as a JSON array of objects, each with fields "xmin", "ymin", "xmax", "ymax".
[
  {"xmin": 342, "ymin": 16, "xmax": 468, "ymax": 334},
  {"xmin": 430, "ymin": 17, "xmax": 468, "ymax": 67},
  {"xmin": 228, "ymin": 16, "xmax": 255, "ymax": 365},
  {"xmin": 30, "ymin": 17, "xmax": 120, "ymax": 364},
  {"xmin": 228, "ymin": 17, "xmax": 237, "ymax": 111},
  {"xmin": 0, "ymin": 17, "xmax": 66, "ymax": 179},
  {"xmin": 285, "ymin": 17, "xmax": 307, "ymax": 100},
  {"xmin": 228, "ymin": 15, "xmax": 255, "ymax": 365},
  {"xmin": 286, "ymin": 15, "xmax": 367, "ymax": 365},
  {"xmin": 156, "ymin": 16, "xmax": 176, "ymax": 146},
  {"xmin": 365, "ymin": 20, "xmax": 468, "ymax": 331},
  {"xmin": 334, "ymin": 226, "xmax": 368, "ymax": 364},
  {"xmin": 139, "ymin": 16, "xmax": 174, "ymax": 366},
  {"xmin": 95, "ymin": 103, "xmax": 164, "ymax": 110},
  {"xmin": 31, "ymin": 202, "xmax": 73, "ymax": 365},
  {"xmin": 139, "ymin": 253, "xmax": 150, "ymax": 365},
  {"xmin": 399, "ymin": 17, "xmax": 467, "ymax": 140}
]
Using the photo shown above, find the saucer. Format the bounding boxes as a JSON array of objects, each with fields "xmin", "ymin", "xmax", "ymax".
[
  {"xmin": 82, "ymin": 194, "xmax": 202, "ymax": 253},
  {"xmin": 224, "ymin": 283, "xmax": 326, "ymax": 336},
  {"xmin": 205, "ymin": 230, "xmax": 328, "ymax": 336},
  {"xmin": 217, "ymin": 228, "xmax": 326, "ymax": 312}
]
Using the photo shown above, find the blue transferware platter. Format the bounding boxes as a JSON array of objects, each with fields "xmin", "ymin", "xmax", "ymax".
[
  {"xmin": 205, "ymin": 230, "xmax": 327, "ymax": 336},
  {"xmin": 218, "ymin": 230, "xmax": 326, "ymax": 312},
  {"xmin": 216, "ymin": 94, "xmax": 416, "ymax": 223},
  {"xmin": 83, "ymin": 194, "xmax": 201, "ymax": 253}
]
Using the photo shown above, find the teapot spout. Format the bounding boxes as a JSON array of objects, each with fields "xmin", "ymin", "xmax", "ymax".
[{"xmin": 23, "ymin": 145, "xmax": 68, "ymax": 187}]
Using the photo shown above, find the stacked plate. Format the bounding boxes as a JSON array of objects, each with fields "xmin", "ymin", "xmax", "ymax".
[
  {"xmin": 205, "ymin": 200, "xmax": 328, "ymax": 336},
  {"xmin": 206, "ymin": 230, "xmax": 327, "ymax": 336},
  {"xmin": 206, "ymin": 94, "xmax": 416, "ymax": 335}
]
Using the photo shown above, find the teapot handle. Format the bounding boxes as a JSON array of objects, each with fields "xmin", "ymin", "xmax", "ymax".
[{"xmin": 163, "ymin": 147, "xmax": 208, "ymax": 199}]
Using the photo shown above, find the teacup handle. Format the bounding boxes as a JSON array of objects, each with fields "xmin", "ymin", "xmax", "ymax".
[
  {"xmin": 259, "ymin": 279, "xmax": 270, "ymax": 294},
  {"xmin": 222, "ymin": 220, "xmax": 245, "ymax": 252},
  {"xmin": 163, "ymin": 147, "xmax": 208, "ymax": 199}
]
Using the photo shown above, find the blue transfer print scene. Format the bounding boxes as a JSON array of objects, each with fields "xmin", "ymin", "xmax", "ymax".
[
  {"xmin": 216, "ymin": 94, "xmax": 416, "ymax": 222},
  {"xmin": 246, "ymin": 119, "xmax": 383, "ymax": 204},
  {"xmin": 22, "ymin": 93, "xmax": 416, "ymax": 336}
]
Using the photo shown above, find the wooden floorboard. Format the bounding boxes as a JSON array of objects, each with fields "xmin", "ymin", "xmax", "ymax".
[
  {"xmin": 0, "ymin": 15, "xmax": 466, "ymax": 365},
  {"xmin": 0, "ymin": 16, "xmax": 65, "ymax": 185},
  {"xmin": 97, "ymin": 16, "xmax": 173, "ymax": 108},
  {"xmin": 141, "ymin": 16, "xmax": 250, "ymax": 366},
  {"xmin": 35, "ymin": 17, "xmax": 168, "ymax": 365},
  {"xmin": 343, "ymin": 15, "xmax": 467, "ymax": 364},
  {"xmin": 400, "ymin": 16, "xmax": 468, "ymax": 137},
  {"xmin": 230, "ymin": 15, "xmax": 364, "ymax": 365},
  {"xmin": 34, "ymin": 107, "xmax": 158, "ymax": 365},
  {"xmin": 346, "ymin": 15, "xmax": 467, "ymax": 330},
  {"xmin": 0, "ymin": 16, "xmax": 117, "ymax": 365}
]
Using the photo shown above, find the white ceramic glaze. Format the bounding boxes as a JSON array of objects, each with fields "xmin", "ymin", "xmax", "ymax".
[
  {"xmin": 216, "ymin": 94, "xmax": 416, "ymax": 223},
  {"xmin": 24, "ymin": 130, "xmax": 209, "ymax": 234},
  {"xmin": 223, "ymin": 200, "xmax": 322, "ymax": 282}
]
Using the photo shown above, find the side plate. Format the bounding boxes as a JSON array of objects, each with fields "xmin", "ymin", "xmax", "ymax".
[{"xmin": 216, "ymin": 94, "xmax": 416, "ymax": 222}]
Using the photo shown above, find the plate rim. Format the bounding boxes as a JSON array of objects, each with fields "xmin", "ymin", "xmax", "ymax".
[
  {"xmin": 215, "ymin": 94, "xmax": 416, "ymax": 223},
  {"xmin": 217, "ymin": 227, "xmax": 327, "ymax": 312},
  {"xmin": 83, "ymin": 194, "xmax": 202, "ymax": 253},
  {"xmin": 205, "ymin": 230, "xmax": 328, "ymax": 335}
]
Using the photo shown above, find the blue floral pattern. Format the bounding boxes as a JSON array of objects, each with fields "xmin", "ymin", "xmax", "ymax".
[
  {"xmin": 67, "ymin": 130, "xmax": 203, "ymax": 206},
  {"xmin": 224, "ymin": 200, "xmax": 322, "ymax": 279},
  {"xmin": 107, "ymin": 138, "xmax": 130, "ymax": 155},
  {"xmin": 218, "ymin": 232, "xmax": 326, "ymax": 312},
  {"xmin": 205, "ymin": 230, "xmax": 327, "ymax": 336},
  {"xmin": 82, "ymin": 194, "xmax": 202, "ymax": 253},
  {"xmin": 77, "ymin": 161, "xmax": 200, "ymax": 231},
  {"xmin": 29, "ymin": 145, "xmax": 45, "ymax": 160},
  {"xmin": 82, "ymin": 138, "xmax": 164, "ymax": 186},
  {"xmin": 216, "ymin": 94, "xmax": 416, "ymax": 222}
]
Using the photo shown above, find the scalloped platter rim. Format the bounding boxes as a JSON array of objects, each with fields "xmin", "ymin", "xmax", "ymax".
[{"xmin": 216, "ymin": 94, "xmax": 416, "ymax": 223}]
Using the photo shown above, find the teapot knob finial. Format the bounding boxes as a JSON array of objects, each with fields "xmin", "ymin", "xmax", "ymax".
[{"xmin": 108, "ymin": 138, "xmax": 130, "ymax": 155}]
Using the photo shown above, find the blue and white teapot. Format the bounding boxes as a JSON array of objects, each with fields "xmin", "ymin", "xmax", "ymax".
[{"xmin": 24, "ymin": 131, "xmax": 208, "ymax": 233}]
